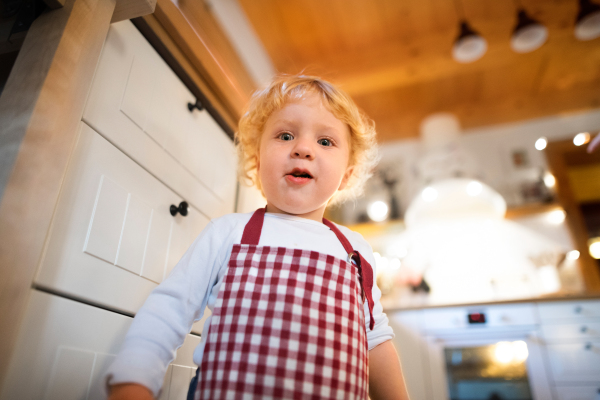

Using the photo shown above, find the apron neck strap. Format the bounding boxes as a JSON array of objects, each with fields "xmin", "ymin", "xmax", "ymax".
[
  {"xmin": 323, "ymin": 218, "xmax": 376, "ymax": 331},
  {"xmin": 322, "ymin": 218, "xmax": 353, "ymax": 254},
  {"xmin": 240, "ymin": 207, "xmax": 266, "ymax": 245}
]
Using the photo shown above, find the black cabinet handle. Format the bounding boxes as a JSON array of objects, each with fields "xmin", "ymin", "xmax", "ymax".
[
  {"xmin": 187, "ymin": 100, "xmax": 203, "ymax": 113},
  {"xmin": 170, "ymin": 201, "xmax": 189, "ymax": 217}
]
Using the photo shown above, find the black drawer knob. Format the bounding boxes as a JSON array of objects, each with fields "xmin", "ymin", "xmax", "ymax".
[
  {"xmin": 187, "ymin": 100, "xmax": 203, "ymax": 112},
  {"xmin": 170, "ymin": 201, "xmax": 189, "ymax": 217},
  {"xmin": 581, "ymin": 325, "xmax": 588, "ymax": 333}
]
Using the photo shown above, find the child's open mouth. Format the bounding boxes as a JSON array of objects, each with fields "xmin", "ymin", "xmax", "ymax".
[{"xmin": 286, "ymin": 168, "xmax": 313, "ymax": 184}]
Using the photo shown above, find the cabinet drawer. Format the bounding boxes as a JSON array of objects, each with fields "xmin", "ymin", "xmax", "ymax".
[
  {"xmin": 538, "ymin": 300, "xmax": 600, "ymax": 321},
  {"xmin": 554, "ymin": 386, "xmax": 600, "ymax": 400},
  {"xmin": 36, "ymin": 123, "xmax": 209, "ymax": 326},
  {"xmin": 547, "ymin": 341, "xmax": 600, "ymax": 382},
  {"xmin": 83, "ymin": 20, "xmax": 236, "ymax": 219},
  {"xmin": 0, "ymin": 290, "xmax": 199, "ymax": 400},
  {"xmin": 542, "ymin": 321, "xmax": 600, "ymax": 341}
]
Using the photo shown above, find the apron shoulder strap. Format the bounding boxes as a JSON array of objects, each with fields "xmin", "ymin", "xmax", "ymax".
[
  {"xmin": 323, "ymin": 219, "xmax": 376, "ymax": 331},
  {"xmin": 240, "ymin": 207, "xmax": 266, "ymax": 245}
]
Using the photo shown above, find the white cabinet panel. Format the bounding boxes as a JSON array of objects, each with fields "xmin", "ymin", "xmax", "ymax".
[
  {"xmin": 539, "ymin": 301, "xmax": 600, "ymax": 322},
  {"xmin": 555, "ymin": 385, "xmax": 600, "ymax": 400},
  {"xmin": 547, "ymin": 341, "xmax": 600, "ymax": 382},
  {"xmin": 84, "ymin": 175, "xmax": 129, "ymax": 264},
  {"xmin": 542, "ymin": 321, "xmax": 600, "ymax": 341},
  {"xmin": 35, "ymin": 123, "xmax": 209, "ymax": 315},
  {"xmin": 0, "ymin": 290, "xmax": 199, "ymax": 400},
  {"xmin": 45, "ymin": 347, "xmax": 97, "ymax": 400},
  {"xmin": 116, "ymin": 195, "xmax": 153, "ymax": 275},
  {"xmin": 83, "ymin": 20, "xmax": 236, "ymax": 219}
]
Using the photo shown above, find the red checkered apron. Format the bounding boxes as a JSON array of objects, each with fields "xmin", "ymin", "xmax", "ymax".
[{"xmin": 194, "ymin": 208, "xmax": 376, "ymax": 400}]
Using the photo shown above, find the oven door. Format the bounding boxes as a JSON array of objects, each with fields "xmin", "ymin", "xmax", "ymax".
[{"xmin": 425, "ymin": 328, "xmax": 553, "ymax": 400}]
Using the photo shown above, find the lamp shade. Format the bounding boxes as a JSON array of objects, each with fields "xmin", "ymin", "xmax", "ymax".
[
  {"xmin": 511, "ymin": 10, "xmax": 548, "ymax": 53},
  {"xmin": 405, "ymin": 178, "xmax": 506, "ymax": 229},
  {"xmin": 575, "ymin": 0, "xmax": 600, "ymax": 40},
  {"xmin": 452, "ymin": 21, "xmax": 487, "ymax": 63}
]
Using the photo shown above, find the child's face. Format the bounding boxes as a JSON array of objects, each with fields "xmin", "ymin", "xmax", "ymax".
[{"xmin": 258, "ymin": 92, "xmax": 353, "ymax": 221}]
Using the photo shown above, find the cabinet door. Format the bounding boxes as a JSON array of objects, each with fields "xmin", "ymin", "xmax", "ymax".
[
  {"xmin": 0, "ymin": 290, "xmax": 199, "ymax": 400},
  {"xmin": 35, "ymin": 123, "xmax": 209, "ymax": 320},
  {"xmin": 547, "ymin": 341, "xmax": 600, "ymax": 382},
  {"xmin": 388, "ymin": 311, "xmax": 429, "ymax": 400},
  {"xmin": 83, "ymin": 20, "xmax": 236, "ymax": 219},
  {"xmin": 554, "ymin": 386, "xmax": 600, "ymax": 400}
]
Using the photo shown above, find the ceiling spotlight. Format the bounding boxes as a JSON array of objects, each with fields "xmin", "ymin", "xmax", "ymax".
[
  {"xmin": 535, "ymin": 137, "xmax": 548, "ymax": 150},
  {"xmin": 574, "ymin": 132, "xmax": 591, "ymax": 146},
  {"xmin": 575, "ymin": 0, "xmax": 600, "ymax": 40},
  {"xmin": 453, "ymin": 21, "xmax": 488, "ymax": 63},
  {"xmin": 511, "ymin": 9, "xmax": 548, "ymax": 53}
]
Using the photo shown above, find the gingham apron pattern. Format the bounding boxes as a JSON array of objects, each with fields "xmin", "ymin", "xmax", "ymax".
[{"xmin": 195, "ymin": 208, "xmax": 374, "ymax": 400}]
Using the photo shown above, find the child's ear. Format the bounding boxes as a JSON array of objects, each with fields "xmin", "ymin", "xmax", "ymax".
[{"xmin": 338, "ymin": 165, "xmax": 354, "ymax": 190}]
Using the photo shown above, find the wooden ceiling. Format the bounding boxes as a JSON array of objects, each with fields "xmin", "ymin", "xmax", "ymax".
[{"xmin": 238, "ymin": 0, "xmax": 600, "ymax": 142}]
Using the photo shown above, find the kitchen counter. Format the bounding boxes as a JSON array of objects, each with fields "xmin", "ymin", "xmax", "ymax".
[{"xmin": 382, "ymin": 289, "xmax": 600, "ymax": 312}]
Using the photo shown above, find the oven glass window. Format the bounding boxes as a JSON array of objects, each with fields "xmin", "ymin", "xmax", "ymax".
[{"xmin": 444, "ymin": 341, "xmax": 533, "ymax": 400}]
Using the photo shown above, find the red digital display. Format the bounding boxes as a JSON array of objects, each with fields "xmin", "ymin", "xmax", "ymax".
[{"xmin": 468, "ymin": 312, "xmax": 486, "ymax": 324}]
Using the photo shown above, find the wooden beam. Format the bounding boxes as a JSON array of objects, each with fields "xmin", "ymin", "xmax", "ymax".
[
  {"xmin": 153, "ymin": 0, "xmax": 255, "ymax": 121},
  {"xmin": 545, "ymin": 140, "xmax": 600, "ymax": 293},
  {"xmin": 112, "ymin": 0, "xmax": 157, "ymax": 23},
  {"xmin": 0, "ymin": 0, "xmax": 116, "ymax": 389}
]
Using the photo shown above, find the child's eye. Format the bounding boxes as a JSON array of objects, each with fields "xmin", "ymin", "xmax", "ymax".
[
  {"xmin": 318, "ymin": 138, "xmax": 333, "ymax": 147},
  {"xmin": 279, "ymin": 132, "xmax": 293, "ymax": 141}
]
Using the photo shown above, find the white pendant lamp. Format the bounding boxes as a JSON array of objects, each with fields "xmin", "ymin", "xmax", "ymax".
[
  {"xmin": 575, "ymin": 0, "xmax": 600, "ymax": 40},
  {"xmin": 511, "ymin": 9, "xmax": 548, "ymax": 53},
  {"xmin": 453, "ymin": 21, "xmax": 488, "ymax": 63}
]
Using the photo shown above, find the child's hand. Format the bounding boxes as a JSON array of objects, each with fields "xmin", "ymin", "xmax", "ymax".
[{"xmin": 108, "ymin": 383, "xmax": 154, "ymax": 400}]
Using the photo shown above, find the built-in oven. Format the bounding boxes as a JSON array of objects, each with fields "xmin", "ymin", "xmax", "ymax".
[{"xmin": 422, "ymin": 305, "xmax": 553, "ymax": 400}]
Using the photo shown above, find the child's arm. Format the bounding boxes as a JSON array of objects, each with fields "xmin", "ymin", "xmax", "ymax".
[
  {"xmin": 108, "ymin": 383, "xmax": 154, "ymax": 400},
  {"xmin": 368, "ymin": 340, "xmax": 410, "ymax": 400}
]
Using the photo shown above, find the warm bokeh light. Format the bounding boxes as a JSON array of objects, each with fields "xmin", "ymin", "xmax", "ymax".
[
  {"xmin": 421, "ymin": 187, "xmax": 438, "ymax": 202},
  {"xmin": 367, "ymin": 200, "xmax": 389, "ymax": 222},
  {"xmin": 494, "ymin": 341, "xmax": 528, "ymax": 364},
  {"xmin": 535, "ymin": 137, "xmax": 547, "ymax": 151},
  {"xmin": 466, "ymin": 181, "xmax": 483, "ymax": 196},
  {"xmin": 512, "ymin": 341, "xmax": 529, "ymax": 362},
  {"xmin": 547, "ymin": 209, "xmax": 566, "ymax": 225},
  {"xmin": 573, "ymin": 132, "xmax": 590, "ymax": 146},
  {"xmin": 566, "ymin": 250, "xmax": 580, "ymax": 261},
  {"xmin": 589, "ymin": 239, "xmax": 600, "ymax": 260},
  {"xmin": 543, "ymin": 173, "xmax": 556, "ymax": 188}
]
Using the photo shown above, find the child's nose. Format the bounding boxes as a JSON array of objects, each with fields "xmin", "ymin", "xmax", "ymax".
[{"xmin": 291, "ymin": 139, "xmax": 315, "ymax": 160}]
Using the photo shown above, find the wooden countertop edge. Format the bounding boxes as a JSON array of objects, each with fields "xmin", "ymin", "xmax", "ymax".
[{"xmin": 384, "ymin": 291, "xmax": 600, "ymax": 312}]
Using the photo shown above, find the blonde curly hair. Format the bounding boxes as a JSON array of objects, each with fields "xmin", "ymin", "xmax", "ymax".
[{"xmin": 236, "ymin": 74, "xmax": 379, "ymax": 206}]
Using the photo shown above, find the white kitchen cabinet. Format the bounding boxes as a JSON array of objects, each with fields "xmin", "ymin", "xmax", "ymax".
[
  {"xmin": 83, "ymin": 20, "xmax": 237, "ymax": 219},
  {"xmin": 538, "ymin": 300, "xmax": 600, "ymax": 321},
  {"xmin": 554, "ymin": 386, "xmax": 600, "ymax": 400},
  {"xmin": 388, "ymin": 311, "xmax": 429, "ymax": 400},
  {"xmin": 0, "ymin": 290, "xmax": 199, "ymax": 400},
  {"xmin": 546, "ymin": 341, "xmax": 600, "ymax": 382},
  {"xmin": 35, "ymin": 123, "xmax": 209, "ymax": 320},
  {"xmin": 540, "ymin": 299, "xmax": 600, "ymax": 394}
]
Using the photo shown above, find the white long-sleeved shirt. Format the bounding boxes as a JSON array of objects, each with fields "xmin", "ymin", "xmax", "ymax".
[{"xmin": 106, "ymin": 212, "xmax": 394, "ymax": 396}]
